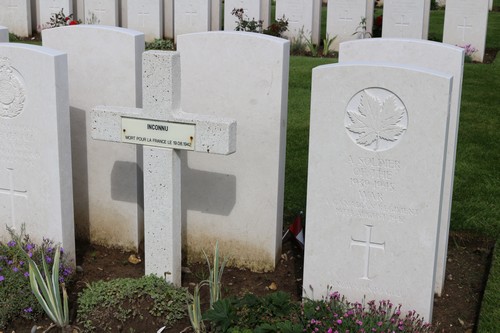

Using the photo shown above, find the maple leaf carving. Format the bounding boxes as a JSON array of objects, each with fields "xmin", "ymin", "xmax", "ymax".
[{"xmin": 346, "ymin": 90, "xmax": 406, "ymax": 151}]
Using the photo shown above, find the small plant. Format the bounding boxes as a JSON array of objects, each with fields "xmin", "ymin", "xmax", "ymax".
[
  {"xmin": 38, "ymin": 9, "xmax": 81, "ymax": 31},
  {"xmin": 301, "ymin": 289, "xmax": 434, "ymax": 333},
  {"xmin": 263, "ymin": 15, "xmax": 289, "ymax": 38},
  {"xmin": 24, "ymin": 243, "xmax": 70, "ymax": 330},
  {"xmin": 232, "ymin": 8, "xmax": 263, "ymax": 33},
  {"xmin": 85, "ymin": 11, "xmax": 100, "ymax": 25},
  {"xmin": 187, "ymin": 241, "xmax": 227, "ymax": 332},
  {"xmin": 77, "ymin": 275, "xmax": 187, "ymax": 332},
  {"xmin": 353, "ymin": 17, "xmax": 372, "ymax": 39},
  {"xmin": 146, "ymin": 38, "xmax": 175, "ymax": 51},
  {"xmin": 290, "ymin": 29, "xmax": 307, "ymax": 55},
  {"xmin": 232, "ymin": 8, "xmax": 288, "ymax": 38},
  {"xmin": 0, "ymin": 226, "xmax": 73, "ymax": 329},
  {"xmin": 322, "ymin": 34, "xmax": 337, "ymax": 57},
  {"xmin": 458, "ymin": 44, "xmax": 478, "ymax": 63},
  {"xmin": 8, "ymin": 32, "xmax": 20, "ymax": 42}
]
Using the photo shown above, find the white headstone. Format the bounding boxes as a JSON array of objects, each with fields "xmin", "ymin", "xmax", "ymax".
[
  {"xmin": 443, "ymin": 0, "xmax": 489, "ymax": 62},
  {"xmin": 211, "ymin": 0, "xmax": 222, "ymax": 31},
  {"xmin": 326, "ymin": 0, "xmax": 369, "ymax": 51},
  {"xmin": 423, "ymin": 0, "xmax": 431, "ymax": 39},
  {"xmin": 177, "ymin": 32, "xmax": 289, "ymax": 271},
  {"xmin": 339, "ymin": 38, "xmax": 465, "ymax": 296},
  {"xmin": 42, "ymin": 25, "xmax": 145, "ymax": 251},
  {"xmin": 303, "ymin": 62, "xmax": 453, "ymax": 322},
  {"xmin": 490, "ymin": 0, "xmax": 493, "ymax": 11},
  {"xmin": 127, "ymin": 0, "xmax": 163, "ymax": 42},
  {"xmin": 276, "ymin": 0, "xmax": 314, "ymax": 43},
  {"xmin": 84, "ymin": 0, "xmax": 118, "ymax": 26},
  {"xmin": 91, "ymin": 51, "xmax": 236, "ymax": 286},
  {"xmin": 164, "ymin": 0, "xmax": 174, "ymax": 39},
  {"xmin": 224, "ymin": 0, "xmax": 261, "ymax": 31},
  {"xmin": 39, "ymin": 0, "xmax": 73, "ymax": 27},
  {"xmin": 261, "ymin": 0, "xmax": 271, "ymax": 27},
  {"xmin": 75, "ymin": 0, "xmax": 84, "ymax": 21},
  {"xmin": 382, "ymin": 0, "xmax": 426, "ymax": 39},
  {"xmin": 174, "ymin": 0, "xmax": 211, "ymax": 42},
  {"xmin": 0, "ymin": 43, "xmax": 75, "ymax": 260},
  {"xmin": 121, "ymin": 0, "xmax": 128, "ymax": 27},
  {"xmin": 0, "ymin": 26, "xmax": 8, "ymax": 42},
  {"xmin": 0, "ymin": 0, "xmax": 32, "ymax": 37}
]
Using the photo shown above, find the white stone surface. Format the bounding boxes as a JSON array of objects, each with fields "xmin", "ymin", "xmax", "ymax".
[
  {"xmin": 224, "ymin": 0, "xmax": 261, "ymax": 31},
  {"xmin": 0, "ymin": 43, "xmax": 75, "ymax": 261},
  {"xmin": 326, "ymin": 0, "xmax": 369, "ymax": 51},
  {"xmin": 39, "ymin": 0, "xmax": 73, "ymax": 27},
  {"xmin": 163, "ymin": 0, "xmax": 173, "ymax": 38},
  {"xmin": 127, "ymin": 0, "xmax": 163, "ymax": 42},
  {"xmin": 261, "ymin": 0, "xmax": 271, "ymax": 27},
  {"xmin": 0, "ymin": 26, "xmax": 8, "ymax": 41},
  {"xmin": 490, "ymin": 0, "xmax": 493, "ymax": 11},
  {"xmin": 382, "ymin": 0, "xmax": 426, "ymax": 39},
  {"xmin": 276, "ymin": 0, "xmax": 314, "ymax": 43},
  {"xmin": 42, "ymin": 25, "xmax": 145, "ymax": 251},
  {"xmin": 211, "ymin": 0, "xmax": 222, "ymax": 30},
  {"xmin": 75, "ymin": 0, "xmax": 84, "ymax": 21},
  {"xmin": 177, "ymin": 32, "xmax": 289, "ymax": 271},
  {"xmin": 121, "ymin": 0, "xmax": 127, "ymax": 27},
  {"xmin": 84, "ymin": 0, "xmax": 118, "ymax": 26},
  {"xmin": 91, "ymin": 51, "xmax": 236, "ymax": 285},
  {"xmin": 174, "ymin": 0, "xmax": 210, "ymax": 42},
  {"xmin": 443, "ymin": 0, "xmax": 489, "ymax": 62},
  {"xmin": 423, "ymin": 0, "xmax": 430, "ymax": 39},
  {"xmin": 303, "ymin": 62, "xmax": 453, "ymax": 322},
  {"xmin": 0, "ymin": 0, "xmax": 32, "ymax": 37},
  {"xmin": 339, "ymin": 38, "xmax": 465, "ymax": 296}
]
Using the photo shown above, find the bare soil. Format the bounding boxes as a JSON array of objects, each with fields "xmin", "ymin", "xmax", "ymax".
[{"xmin": 3, "ymin": 231, "xmax": 495, "ymax": 333}]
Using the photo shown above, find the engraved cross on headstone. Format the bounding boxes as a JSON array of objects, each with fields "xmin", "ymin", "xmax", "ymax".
[
  {"xmin": 350, "ymin": 225, "xmax": 385, "ymax": 280},
  {"xmin": 185, "ymin": 2, "xmax": 198, "ymax": 26},
  {"xmin": 138, "ymin": 4, "xmax": 150, "ymax": 28},
  {"xmin": 396, "ymin": 15, "xmax": 410, "ymax": 37},
  {"xmin": 91, "ymin": 51, "xmax": 236, "ymax": 286},
  {"xmin": 0, "ymin": 168, "xmax": 28, "ymax": 230},
  {"xmin": 458, "ymin": 16, "xmax": 473, "ymax": 41}
]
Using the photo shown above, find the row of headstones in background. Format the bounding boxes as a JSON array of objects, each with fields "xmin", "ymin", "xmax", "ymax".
[
  {"xmin": 39, "ymin": 26, "xmax": 289, "ymax": 274},
  {"xmin": 439, "ymin": 0, "xmax": 494, "ymax": 11},
  {"xmin": 324, "ymin": 0, "xmax": 489, "ymax": 61},
  {"xmin": 0, "ymin": 0, "xmax": 273, "ymax": 42},
  {"xmin": 303, "ymin": 38, "xmax": 464, "ymax": 322}
]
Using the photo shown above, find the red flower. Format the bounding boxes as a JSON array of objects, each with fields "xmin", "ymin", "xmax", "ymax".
[
  {"xmin": 65, "ymin": 17, "xmax": 70, "ymax": 21},
  {"xmin": 375, "ymin": 15, "xmax": 383, "ymax": 27},
  {"xmin": 69, "ymin": 20, "xmax": 78, "ymax": 25}
]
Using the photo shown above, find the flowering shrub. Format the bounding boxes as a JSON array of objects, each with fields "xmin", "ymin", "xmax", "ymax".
[
  {"xmin": 458, "ymin": 44, "xmax": 478, "ymax": 63},
  {"xmin": 0, "ymin": 227, "xmax": 73, "ymax": 328},
  {"xmin": 38, "ymin": 9, "xmax": 81, "ymax": 32},
  {"xmin": 232, "ymin": 8, "xmax": 288, "ymax": 38},
  {"xmin": 302, "ymin": 290, "xmax": 434, "ymax": 333}
]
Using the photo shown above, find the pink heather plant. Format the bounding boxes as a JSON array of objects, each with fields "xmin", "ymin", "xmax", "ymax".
[
  {"xmin": 457, "ymin": 44, "xmax": 478, "ymax": 63},
  {"xmin": 302, "ymin": 289, "xmax": 434, "ymax": 333}
]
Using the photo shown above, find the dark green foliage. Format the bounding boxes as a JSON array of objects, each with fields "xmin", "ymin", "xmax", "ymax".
[
  {"xmin": 204, "ymin": 292, "xmax": 299, "ymax": 332},
  {"xmin": 145, "ymin": 38, "xmax": 175, "ymax": 51},
  {"xmin": 77, "ymin": 275, "xmax": 188, "ymax": 332}
]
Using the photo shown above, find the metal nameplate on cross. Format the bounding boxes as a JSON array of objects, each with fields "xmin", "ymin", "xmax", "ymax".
[{"xmin": 91, "ymin": 51, "xmax": 236, "ymax": 286}]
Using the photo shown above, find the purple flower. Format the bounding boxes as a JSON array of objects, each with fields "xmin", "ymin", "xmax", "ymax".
[
  {"xmin": 0, "ymin": 276, "xmax": 4, "ymax": 282},
  {"xmin": 23, "ymin": 307, "xmax": 33, "ymax": 313},
  {"xmin": 336, "ymin": 319, "xmax": 342, "ymax": 325},
  {"xmin": 7, "ymin": 240, "xmax": 16, "ymax": 247},
  {"xmin": 12, "ymin": 267, "xmax": 18, "ymax": 272},
  {"xmin": 25, "ymin": 243, "xmax": 35, "ymax": 251},
  {"xmin": 7, "ymin": 260, "xmax": 13, "ymax": 265},
  {"xmin": 45, "ymin": 256, "xmax": 52, "ymax": 264},
  {"xmin": 24, "ymin": 272, "xmax": 30, "ymax": 278}
]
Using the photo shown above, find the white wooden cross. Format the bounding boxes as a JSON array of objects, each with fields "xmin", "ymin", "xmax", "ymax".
[{"xmin": 91, "ymin": 51, "xmax": 236, "ymax": 286}]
